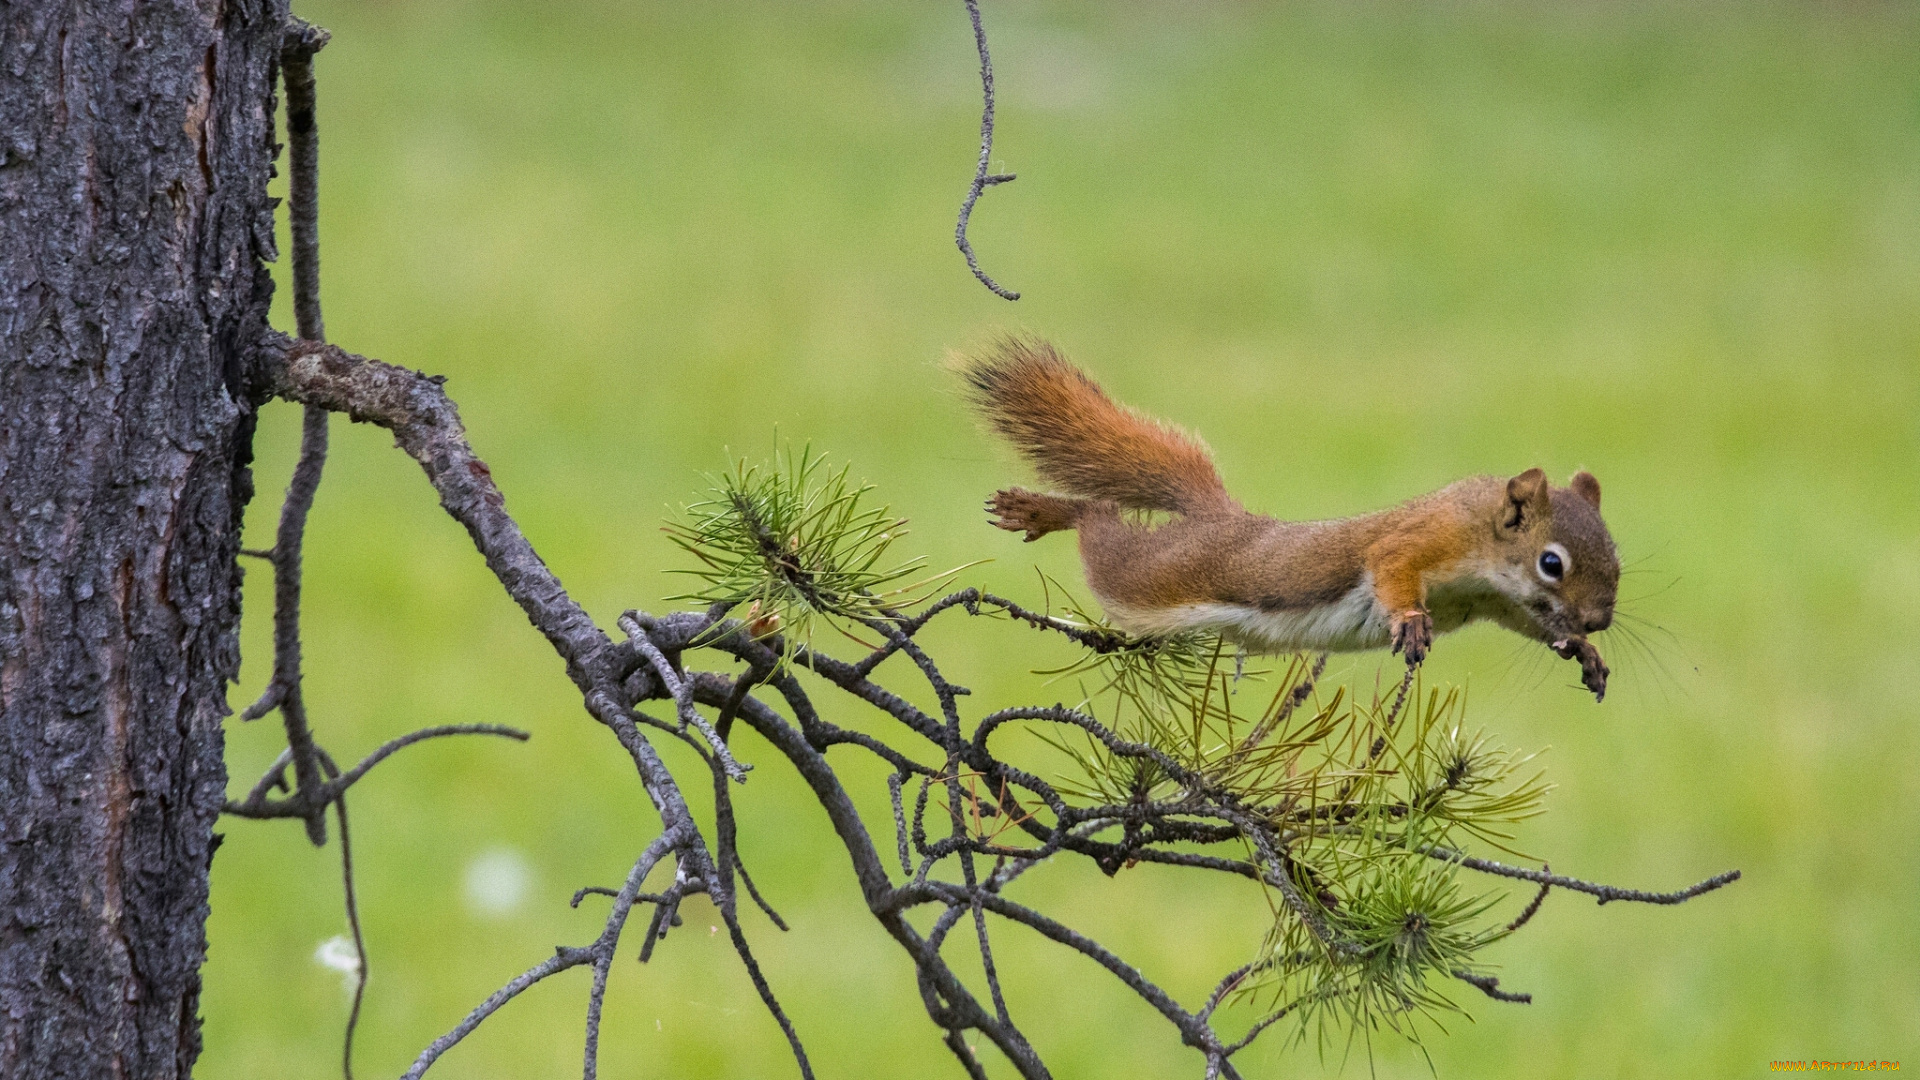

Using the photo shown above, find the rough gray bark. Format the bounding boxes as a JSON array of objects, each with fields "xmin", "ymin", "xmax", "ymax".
[{"xmin": 0, "ymin": 0, "xmax": 287, "ymax": 1075}]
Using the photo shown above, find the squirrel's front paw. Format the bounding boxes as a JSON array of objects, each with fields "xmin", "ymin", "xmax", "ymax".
[
  {"xmin": 1551, "ymin": 636, "xmax": 1610, "ymax": 702},
  {"xmin": 1390, "ymin": 610, "xmax": 1434, "ymax": 666}
]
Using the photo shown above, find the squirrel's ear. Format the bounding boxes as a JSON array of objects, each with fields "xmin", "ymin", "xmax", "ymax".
[
  {"xmin": 1503, "ymin": 468, "xmax": 1550, "ymax": 531},
  {"xmin": 1569, "ymin": 470, "xmax": 1601, "ymax": 509}
]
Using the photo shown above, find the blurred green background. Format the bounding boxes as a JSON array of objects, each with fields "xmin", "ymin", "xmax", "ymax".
[{"xmin": 206, "ymin": 1, "xmax": 1919, "ymax": 1077}]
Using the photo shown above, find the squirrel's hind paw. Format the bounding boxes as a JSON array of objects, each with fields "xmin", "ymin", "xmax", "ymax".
[{"xmin": 986, "ymin": 488, "xmax": 1080, "ymax": 542}]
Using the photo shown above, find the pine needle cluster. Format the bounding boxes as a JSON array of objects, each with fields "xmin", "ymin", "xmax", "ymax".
[{"xmin": 665, "ymin": 446, "xmax": 964, "ymax": 667}]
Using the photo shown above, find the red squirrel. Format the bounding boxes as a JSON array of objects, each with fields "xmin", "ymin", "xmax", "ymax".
[{"xmin": 960, "ymin": 338, "xmax": 1616, "ymax": 701}]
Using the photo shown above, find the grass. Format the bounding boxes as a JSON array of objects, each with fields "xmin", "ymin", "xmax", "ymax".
[{"xmin": 204, "ymin": 2, "xmax": 1919, "ymax": 1077}]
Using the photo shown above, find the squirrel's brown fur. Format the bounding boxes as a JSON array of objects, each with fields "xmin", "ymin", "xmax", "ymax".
[{"xmin": 959, "ymin": 337, "xmax": 1619, "ymax": 701}]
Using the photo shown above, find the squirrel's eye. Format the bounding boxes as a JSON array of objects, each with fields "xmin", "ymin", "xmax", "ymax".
[{"xmin": 1537, "ymin": 549, "xmax": 1565, "ymax": 580}]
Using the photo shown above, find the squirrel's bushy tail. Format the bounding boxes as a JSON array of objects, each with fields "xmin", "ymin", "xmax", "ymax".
[{"xmin": 957, "ymin": 337, "xmax": 1231, "ymax": 514}]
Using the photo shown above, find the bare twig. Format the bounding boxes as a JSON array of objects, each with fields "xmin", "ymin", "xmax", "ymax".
[
  {"xmin": 1198, "ymin": 963, "xmax": 1255, "ymax": 1023},
  {"xmin": 402, "ymin": 949, "xmax": 594, "ymax": 1080},
  {"xmin": 584, "ymin": 839, "xmax": 689, "ymax": 1080},
  {"xmin": 620, "ymin": 614, "xmax": 750, "ymax": 782},
  {"xmin": 283, "ymin": 16, "xmax": 329, "ymax": 343},
  {"xmin": 718, "ymin": 897, "xmax": 815, "ymax": 1079},
  {"xmin": 735, "ymin": 850, "xmax": 790, "ymax": 932},
  {"xmin": 713, "ymin": 668, "xmax": 762, "ymax": 743},
  {"xmin": 224, "ymin": 724, "xmax": 530, "ymax": 819},
  {"xmin": 1236, "ymin": 653, "xmax": 1326, "ymax": 754},
  {"xmin": 1331, "ymin": 664, "xmax": 1418, "ymax": 808},
  {"xmin": 1454, "ymin": 970, "xmax": 1531, "ymax": 1004},
  {"xmin": 943, "ymin": 1029, "xmax": 994, "ymax": 1080},
  {"xmin": 1506, "ymin": 863, "xmax": 1551, "ymax": 933},
  {"xmin": 237, "ymin": 746, "xmax": 295, "ymax": 809},
  {"xmin": 889, "ymin": 770, "xmax": 914, "ymax": 876},
  {"xmin": 1220, "ymin": 1000, "xmax": 1300, "ymax": 1055},
  {"xmin": 956, "ymin": 0, "xmax": 1020, "ymax": 300},
  {"xmin": 243, "ymin": 18, "xmax": 335, "ymax": 846},
  {"xmin": 570, "ymin": 885, "xmax": 677, "ymax": 908},
  {"xmin": 1427, "ymin": 847, "xmax": 1742, "ymax": 905},
  {"xmin": 314, "ymin": 751, "xmax": 367, "ymax": 1080}
]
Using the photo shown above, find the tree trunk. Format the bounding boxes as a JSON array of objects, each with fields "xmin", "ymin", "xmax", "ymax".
[{"xmin": 0, "ymin": 0, "xmax": 284, "ymax": 1075}]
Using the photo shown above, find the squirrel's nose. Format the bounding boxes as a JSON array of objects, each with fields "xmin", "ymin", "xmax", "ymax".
[{"xmin": 1583, "ymin": 612, "xmax": 1612, "ymax": 634}]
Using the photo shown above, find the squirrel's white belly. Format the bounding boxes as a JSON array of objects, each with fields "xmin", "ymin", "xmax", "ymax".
[
  {"xmin": 1101, "ymin": 573, "xmax": 1515, "ymax": 654},
  {"xmin": 1102, "ymin": 578, "xmax": 1391, "ymax": 654}
]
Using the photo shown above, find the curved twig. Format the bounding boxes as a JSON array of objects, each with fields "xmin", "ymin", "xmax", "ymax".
[
  {"xmin": 1454, "ymin": 970, "xmax": 1531, "ymax": 1004},
  {"xmin": 1505, "ymin": 864, "xmax": 1551, "ymax": 933},
  {"xmin": 956, "ymin": 0, "xmax": 1020, "ymax": 300},
  {"xmin": 401, "ymin": 947, "xmax": 594, "ymax": 1080},
  {"xmin": 224, "ymin": 724, "xmax": 530, "ymax": 819},
  {"xmin": 620, "ymin": 619, "xmax": 750, "ymax": 782}
]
